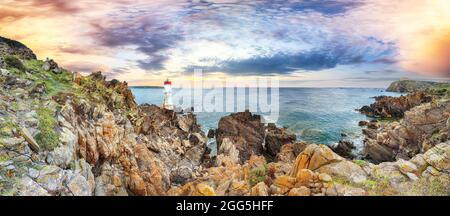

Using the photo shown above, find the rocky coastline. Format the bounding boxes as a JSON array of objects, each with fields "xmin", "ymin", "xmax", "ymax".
[{"xmin": 0, "ymin": 36, "xmax": 448, "ymax": 196}]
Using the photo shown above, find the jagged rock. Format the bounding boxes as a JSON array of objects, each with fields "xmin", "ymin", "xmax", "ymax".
[
  {"xmin": 216, "ymin": 110, "xmax": 265, "ymax": 163},
  {"xmin": 216, "ymin": 138, "xmax": 240, "ymax": 166},
  {"xmin": 47, "ymin": 127, "xmax": 76, "ymax": 168},
  {"xmin": 66, "ymin": 174, "xmax": 91, "ymax": 196},
  {"xmin": 170, "ymin": 166, "xmax": 193, "ymax": 184},
  {"xmin": 318, "ymin": 173, "xmax": 332, "ymax": 182},
  {"xmin": 317, "ymin": 160, "xmax": 367, "ymax": 184},
  {"xmin": 276, "ymin": 144, "xmax": 296, "ymax": 163},
  {"xmin": 331, "ymin": 140, "xmax": 355, "ymax": 159},
  {"xmin": 250, "ymin": 182, "xmax": 269, "ymax": 196},
  {"xmin": 42, "ymin": 58, "xmax": 62, "ymax": 74},
  {"xmin": 396, "ymin": 159, "xmax": 418, "ymax": 174},
  {"xmin": 270, "ymin": 175, "xmax": 296, "ymax": 195},
  {"xmin": 20, "ymin": 127, "xmax": 40, "ymax": 152},
  {"xmin": 423, "ymin": 143, "xmax": 449, "ymax": 172},
  {"xmin": 265, "ymin": 123, "xmax": 296, "ymax": 157},
  {"xmin": 72, "ymin": 72, "xmax": 82, "ymax": 84},
  {"xmin": 358, "ymin": 92, "xmax": 432, "ymax": 118},
  {"xmin": 294, "ymin": 169, "xmax": 314, "ymax": 187},
  {"xmin": 293, "ymin": 141, "xmax": 309, "ymax": 155},
  {"xmin": 216, "ymin": 111, "xmax": 296, "ymax": 163},
  {"xmin": 192, "ymin": 183, "xmax": 216, "ymax": 196},
  {"xmin": 207, "ymin": 129, "xmax": 215, "ymax": 138},
  {"xmin": 288, "ymin": 186, "xmax": 310, "ymax": 196},
  {"xmin": 30, "ymin": 83, "xmax": 46, "ymax": 96},
  {"xmin": 94, "ymin": 163, "xmax": 128, "ymax": 196},
  {"xmin": 17, "ymin": 176, "xmax": 50, "ymax": 196},
  {"xmin": 363, "ymin": 101, "xmax": 450, "ymax": 163},
  {"xmin": 291, "ymin": 144, "xmax": 343, "ymax": 175},
  {"xmin": 228, "ymin": 180, "xmax": 250, "ymax": 196}
]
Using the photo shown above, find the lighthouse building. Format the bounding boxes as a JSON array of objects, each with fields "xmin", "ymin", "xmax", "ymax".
[{"xmin": 163, "ymin": 79, "xmax": 174, "ymax": 110}]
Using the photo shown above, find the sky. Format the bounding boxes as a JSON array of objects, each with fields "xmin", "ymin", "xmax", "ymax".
[{"xmin": 0, "ymin": 0, "xmax": 449, "ymax": 87}]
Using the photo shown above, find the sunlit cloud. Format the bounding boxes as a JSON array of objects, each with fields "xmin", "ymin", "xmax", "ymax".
[{"xmin": 0, "ymin": 0, "xmax": 449, "ymax": 87}]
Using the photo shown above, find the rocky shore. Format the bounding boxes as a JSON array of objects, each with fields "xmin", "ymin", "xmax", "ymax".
[{"xmin": 0, "ymin": 36, "xmax": 448, "ymax": 196}]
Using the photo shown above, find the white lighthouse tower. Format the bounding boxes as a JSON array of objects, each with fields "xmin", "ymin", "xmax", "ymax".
[{"xmin": 163, "ymin": 78, "xmax": 174, "ymax": 110}]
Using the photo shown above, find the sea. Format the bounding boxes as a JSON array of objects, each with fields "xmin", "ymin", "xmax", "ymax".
[{"xmin": 131, "ymin": 87, "xmax": 402, "ymax": 154}]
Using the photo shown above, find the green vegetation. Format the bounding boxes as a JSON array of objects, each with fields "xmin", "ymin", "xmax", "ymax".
[
  {"xmin": 0, "ymin": 116, "xmax": 17, "ymax": 136},
  {"xmin": 23, "ymin": 59, "xmax": 73, "ymax": 97},
  {"xmin": 0, "ymin": 154, "xmax": 10, "ymax": 162},
  {"xmin": 10, "ymin": 102, "xmax": 18, "ymax": 111},
  {"xmin": 34, "ymin": 107, "xmax": 59, "ymax": 151},
  {"xmin": 4, "ymin": 55, "xmax": 25, "ymax": 71},
  {"xmin": 404, "ymin": 177, "xmax": 448, "ymax": 196},
  {"xmin": 75, "ymin": 75, "xmax": 126, "ymax": 110},
  {"xmin": 249, "ymin": 164, "xmax": 268, "ymax": 187},
  {"xmin": 353, "ymin": 160, "xmax": 366, "ymax": 166},
  {"xmin": 387, "ymin": 80, "xmax": 450, "ymax": 99}
]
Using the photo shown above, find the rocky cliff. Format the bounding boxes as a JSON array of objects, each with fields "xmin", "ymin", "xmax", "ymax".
[
  {"xmin": 358, "ymin": 79, "xmax": 450, "ymax": 164},
  {"xmin": 0, "ymin": 37, "xmax": 207, "ymax": 195}
]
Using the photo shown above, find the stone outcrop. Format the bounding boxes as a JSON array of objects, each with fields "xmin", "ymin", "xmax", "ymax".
[
  {"xmin": 215, "ymin": 111, "xmax": 296, "ymax": 163},
  {"xmin": 265, "ymin": 123, "xmax": 296, "ymax": 158},
  {"xmin": 363, "ymin": 100, "xmax": 450, "ymax": 163},
  {"xmin": 0, "ymin": 36, "xmax": 36, "ymax": 68},
  {"xmin": 216, "ymin": 110, "xmax": 266, "ymax": 163},
  {"xmin": 331, "ymin": 140, "xmax": 355, "ymax": 159},
  {"xmin": 358, "ymin": 92, "xmax": 432, "ymax": 118}
]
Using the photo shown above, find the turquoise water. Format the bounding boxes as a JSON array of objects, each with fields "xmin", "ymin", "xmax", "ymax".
[{"xmin": 131, "ymin": 87, "xmax": 401, "ymax": 151}]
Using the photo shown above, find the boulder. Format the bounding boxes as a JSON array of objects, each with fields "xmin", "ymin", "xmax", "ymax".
[
  {"xmin": 423, "ymin": 143, "xmax": 449, "ymax": 172},
  {"xmin": 317, "ymin": 161, "xmax": 367, "ymax": 184},
  {"xmin": 270, "ymin": 175, "xmax": 296, "ymax": 195},
  {"xmin": 20, "ymin": 127, "xmax": 40, "ymax": 152},
  {"xmin": 42, "ymin": 58, "xmax": 62, "ymax": 74},
  {"xmin": 291, "ymin": 144, "xmax": 343, "ymax": 176},
  {"xmin": 192, "ymin": 183, "xmax": 216, "ymax": 196},
  {"xmin": 288, "ymin": 186, "xmax": 311, "ymax": 196},
  {"xmin": 250, "ymin": 182, "xmax": 270, "ymax": 196},
  {"xmin": 216, "ymin": 110, "xmax": 265, "ymax": 163},
  {"xmin": 17, "ymin": 177, "xmax": 50, "ymax": 196},
  {"xmin": 265, "ymin": 123, "xmax": 296, "ymax": 157},
  {"xmin": 331, "ymin": 140, "xmax": 355, "ymax": 159}
]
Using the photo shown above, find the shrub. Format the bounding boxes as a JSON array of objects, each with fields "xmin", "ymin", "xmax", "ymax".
[
  {"xmin": 4, "ymin": 55, "xmax": 25, "ymax": 71},
  {"xmin": 249, "ymin": 164, "xmax": 268, "ymax": 187},
  {"xmin": 354, "ymin": 160, "xmax": 366, "ymax": 166},
  {"xmin": 35, "ymin": 107, "xmax": 59, "ymax": 151}
]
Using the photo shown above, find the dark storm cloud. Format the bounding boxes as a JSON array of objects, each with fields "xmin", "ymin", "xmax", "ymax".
[
  {"xmin": 88, "ymin": 17, "xmax": 183, "ymax": 71},
  {"xmin": 259, "ymin": 0, "xmax": 364, "ymax": 15},
  {"xmin": 188, "ymin": 39, "xmax": 397, "ymax": 75}
]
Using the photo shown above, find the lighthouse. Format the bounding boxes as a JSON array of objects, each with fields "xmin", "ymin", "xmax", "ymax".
[{"xmin": 163, "ymin": 78, "xmax": 174, "ymax": 110}]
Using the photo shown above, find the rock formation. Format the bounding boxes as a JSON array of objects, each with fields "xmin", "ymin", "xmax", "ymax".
[
  {"xmin": 215, "ymin": 111, "xmax": 296, "ymax": 163},
  {"xmin": 358, "ymin": 92, "xmax": 432, "ymax": 118},
  {"xmin": 362, "ymin": 100, "xmax": 450, "ymax": 163}
]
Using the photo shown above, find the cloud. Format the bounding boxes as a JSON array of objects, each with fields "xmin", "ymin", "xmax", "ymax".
[
  {"xmin": 87, "ymin": 8, "xmax": 184, "ymax": 71},
  {"xmin": 261, "ymin": 0, "xmax": 363, "ymax": 15},
  {"xmin": 187, "ymin": 35, "xmax": 397, "ymax": 75},
  {"xmin": 29, "ymin": 0, "xmax": 80, "ymax": 13}
]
